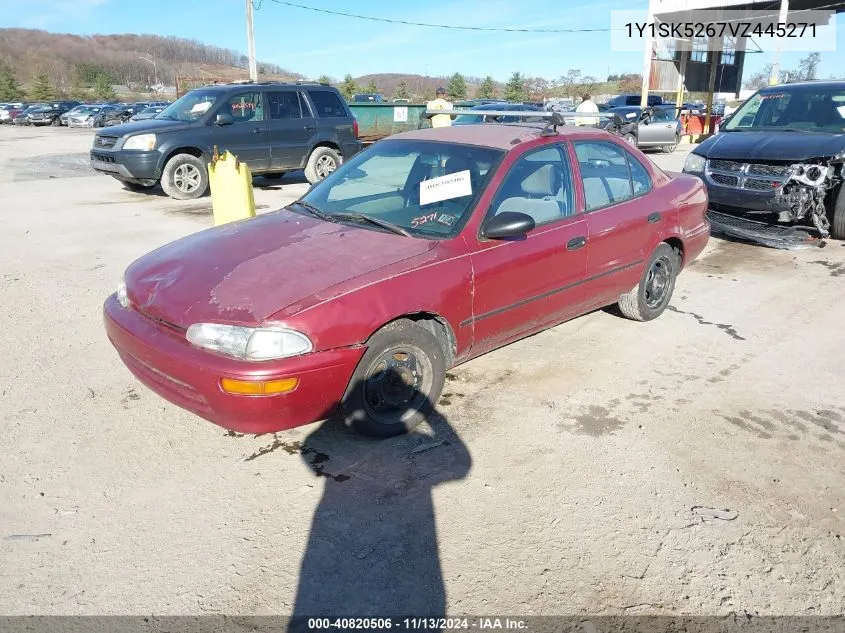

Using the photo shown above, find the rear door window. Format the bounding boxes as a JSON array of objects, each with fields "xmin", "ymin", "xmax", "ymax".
[
  {"xmin": 307, "ymin": 90, "xmax": 347, "ymax": 118},
  {"xmin": 268, "ymin": 91, "xmax": 303, "ymax": 120}
]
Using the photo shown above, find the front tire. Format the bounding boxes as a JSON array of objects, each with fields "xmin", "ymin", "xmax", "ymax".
[
  {"xmin": 342, "ymin": 319, "xmax": 446, "ymax": 438},
  {"xmin": 617, "ymin": 243, "xmax": 680, "ymax": 322},
  {"xmin": 830, "ymin": 183, "xmax": 845, "ymax": 240},
  {"xmin": 304, "ymin": 146, "xmax": 341, "ymax": 184},
  {"xmin": 624, "ymin": 133, "xmax": 637, "ymax": 147},
  {"xmin": 160, "ymin": 154, "xmax": 208, "ymax": 200}
]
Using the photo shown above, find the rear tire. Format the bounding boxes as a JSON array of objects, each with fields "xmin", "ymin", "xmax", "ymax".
[
  {"xmin": 624, "ymin": 133, "xmax": 637, "ymax": 147},
  {"xmin": 160, "ymin": 154, "xmax": 208, "ymax": 200},
  {"xmin": 830, "ymin": 183, "xmax": 845, "ymax": 240},
  {"xmin": 341, "ymin": 319, "xmax": 446, "ymax": 438},
  {"xmin": 663, "ymin": 134, "xmax": 680, "ymax": 153},
  {"xmin": 304, "ymin": 146, "xmax": 341, "ymax": 184},
  {"xmin": 617, "ymin": 243, "xmax": 680, "ymax": 322}
]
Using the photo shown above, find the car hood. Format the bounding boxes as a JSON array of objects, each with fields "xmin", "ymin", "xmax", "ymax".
[
  {"xmin": 696, "ymin": 130, "xmax": 845, "ymax": 162},
  {"xmin": 98, "ymin": 118, "xmax": 193, "ymax": 137},
  {"xmin": 125, "ymin": 209, "xmax": 437, "ymax": 328}
]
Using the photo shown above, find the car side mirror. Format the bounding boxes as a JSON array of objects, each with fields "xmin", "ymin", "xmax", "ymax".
[
  {"xmin": 482, "ymin": 211, "xmax": 536, "ymax": 239},
  {"xmin": 215, "ymin": 113, "xmax": 234, "ymax": 126}
]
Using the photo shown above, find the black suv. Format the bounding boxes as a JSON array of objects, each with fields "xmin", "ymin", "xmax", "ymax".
[
  {"xmin": 683, "ymin": 80, "xmax": 845, "ymax": 243},
  {"xmin": 90, "ymin": 82, "xmax": 362, "ymax": 200}
]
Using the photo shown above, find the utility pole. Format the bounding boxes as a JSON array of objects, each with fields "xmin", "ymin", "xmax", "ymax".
[
  {"xmin": 639, "ymin": 0, "xmax": 655, "ymax": 109},
  {"xmin": 769, "ymin": 0, "xmax": 789, "ymax": 85},
  {"xmin": 246, "ymin": 0, "xmax": 258, "ymax": 81}
]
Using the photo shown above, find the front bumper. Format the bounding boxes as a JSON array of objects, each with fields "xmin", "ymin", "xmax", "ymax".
[
  {"xmin": 103, "ymin": 295, "xmax": 365, "ymax": 434},
  {"xmin": 90, "ymin": 149, "xmax": 161, "ymax": 182},
  {"xmin": 706, "ymin": 209, "xmax": 823, "ymax": 249}
]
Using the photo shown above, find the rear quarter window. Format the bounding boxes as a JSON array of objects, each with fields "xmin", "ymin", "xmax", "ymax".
[{"xmin": 307, "ymin": 90, "xmax": 347, "ymax": 118}]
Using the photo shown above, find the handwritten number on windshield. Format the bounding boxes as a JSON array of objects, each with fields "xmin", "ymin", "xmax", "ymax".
[{"xmin": 411, "ymin": 213, "xmax": 437, "ymax": 228}]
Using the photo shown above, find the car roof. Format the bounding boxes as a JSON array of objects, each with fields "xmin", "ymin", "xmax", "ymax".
[
  {"xmin": 765, "ymin": 79, "xmax": 845, "ymax": 89},
  {"xmin": 389, "ymin": 122, "xmax": 611, "ymax": 150}
]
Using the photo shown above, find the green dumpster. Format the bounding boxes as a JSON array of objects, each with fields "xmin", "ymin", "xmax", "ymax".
[{"xmin": 349, "ymin": 103, "xmax": 431, "ymax": 143}]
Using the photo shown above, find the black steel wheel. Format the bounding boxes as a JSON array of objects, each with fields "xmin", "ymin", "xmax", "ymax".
[
  {"xmin": 617, "ymin": 242, "xmax": 680, "ymax": 322},
  {"xmin": 342, "ymin": 320, "xmax": 446, "ymax": 437}
]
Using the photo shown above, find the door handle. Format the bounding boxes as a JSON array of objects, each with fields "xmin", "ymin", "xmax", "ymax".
[
  {"xmin": 566, "ymin": 236, "xmax": 587, "ymax": 250},
  {"xmin": 252, "ymin": 127, "xmax": 263, "ymax": 134},
  {"xmin": 647, "ymin": 212, "xmax": 661, "ymax": 223},
  {"xmin": 304, "ymin": 125, "xmax": 317, "ymax": 131}
]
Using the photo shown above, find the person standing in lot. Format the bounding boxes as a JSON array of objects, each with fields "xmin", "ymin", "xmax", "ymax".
[
  {"xmin": 427, "ymin": 87, "xmax": 453, "ymax": 128},
  {"xmin": 575, "ymin": 92, "xmax": 599, "ymax": 126}
]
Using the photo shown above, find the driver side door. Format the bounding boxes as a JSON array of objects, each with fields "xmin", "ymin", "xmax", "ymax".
[
  {"xmin": 210, "ymin": 91, "xmax": 270, "ymax": 171},
  {"xmin": 468, "ymin": 143, "xmax": 589, "ymax": 355}
]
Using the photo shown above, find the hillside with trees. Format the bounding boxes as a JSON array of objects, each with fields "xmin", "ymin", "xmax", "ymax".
[{"xmin": 0, "ymin": 28, "xmax": 302, "ymax": 100}]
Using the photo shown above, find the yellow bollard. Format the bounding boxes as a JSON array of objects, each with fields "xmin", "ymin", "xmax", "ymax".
[{"xmin": 208, "ymin": 146, "xmax": 256, "ymax": 226}]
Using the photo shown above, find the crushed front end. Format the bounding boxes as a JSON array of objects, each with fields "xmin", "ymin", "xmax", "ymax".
[{"xmin": 693, "ymin": 155, "xmax": 844, "ymax": 248}]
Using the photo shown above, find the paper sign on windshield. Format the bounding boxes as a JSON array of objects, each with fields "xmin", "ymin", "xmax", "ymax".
[
  {"xmin": 419, "ymin": 170, "xmax": 472, "ymax": 206},
  {"xmin": 191, "ymin": 102, "xmax": 212, "ymax": 114}
]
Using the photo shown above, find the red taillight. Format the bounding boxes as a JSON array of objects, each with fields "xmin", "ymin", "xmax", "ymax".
[{"xmin": 353, "ymin": 119, "xmax": 359, "ymax": 139}]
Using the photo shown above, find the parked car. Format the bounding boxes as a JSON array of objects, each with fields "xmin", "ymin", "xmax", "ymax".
[
  {"xmin": 683, "ymin": 80, "xmax": 845, "ymax": 244},
  {"xmin": 602, "ymin": 106, "xmax": 682, "ymax": 153},
  {"xmin": 95, "ymin": 105, "xmax": 137, "ymax": 127},
  {"xmin": 352, "ymin": 93, "xmax": 384, "ymax": 103},
  {"xmin": 452, "ymin": 102, "xmax": 545, "ymax": 125},
  {"xmin": 103, "ymin": 120, "xmax": 710, "ymax": 437},
  {"xmin": 0, "ymin": 102, "xmax": 27, "ymax": 124},
  {"xmin": 129, "ymin": 106, "xmax": 165, "ymax": 121},
  {"xmin": 27, "ymin": 101, "xmax": 81, "ymax": 126},
  {"xmin": 13, "ymin": 105, "xmax": 43, "ymax": 125},
  {"xmin": 90, "ymin": 81, "xmax": 362, "ymax": 199},
  {"xmin": 60, "ymin": 105, "xmax": 87, "ymax": 126},
  {"xmin": 67, "ymin": 104, "xmax": 114, "ymax": 128},
  {"xmin": 606, "ymin": 94, "xmax": 664, "ymax": 108}
]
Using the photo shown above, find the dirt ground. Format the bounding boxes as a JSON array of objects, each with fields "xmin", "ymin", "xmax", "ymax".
[{"xmin": 0, "ymin": 125, "xmax": 843, "ymax": 618}]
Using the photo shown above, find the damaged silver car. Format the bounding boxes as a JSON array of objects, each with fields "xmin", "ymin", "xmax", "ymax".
[{"xmin": 683, "ymin": 81, "xmax": 845, "ymax": 248}]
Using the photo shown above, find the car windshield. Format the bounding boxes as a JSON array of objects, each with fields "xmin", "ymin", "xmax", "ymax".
[
  {"xmin": 156, "ymin": 90, "xmax": 219, "ymax": 122},
  {"xmin": 723, "ymin": 85, "xmax": 845, "ymax": 133},
  {"xmin": 299, "ymin": 139, "xmax": 505, "ymax": 238}
]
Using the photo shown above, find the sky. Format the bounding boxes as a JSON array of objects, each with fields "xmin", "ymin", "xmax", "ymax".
[{"xmin": 7, "ymin": 0, "xmax": 845, "ymax": 83}]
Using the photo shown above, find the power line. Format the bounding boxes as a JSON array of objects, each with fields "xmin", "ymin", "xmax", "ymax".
[{"xmin": 264, "ymin": 0, "xmax": 613, "ymax": 32}]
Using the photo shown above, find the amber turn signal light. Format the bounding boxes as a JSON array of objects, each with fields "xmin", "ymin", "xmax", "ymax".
[{"xmin": 219, "ymin": 377, "xmax": 299, "ymax": 395}]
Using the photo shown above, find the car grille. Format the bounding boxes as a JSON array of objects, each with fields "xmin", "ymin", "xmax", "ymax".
[
  {"xmin": 710, "ymin": 173, "xmax": 739, "ymax": 187},
  {"xmin": 91, "ymin": 153, "xmax": 115, "ymax": 163},
  {"xmin": 705, "ymin": 159, "xmax": 790, "ymax": 192},
  {"xmin": 95, "ymin": 135, "xmax": 118, "ymax": 149}
]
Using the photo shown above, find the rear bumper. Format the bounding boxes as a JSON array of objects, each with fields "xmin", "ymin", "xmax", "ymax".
[
  {"xmin": 103, "ymin": 295, "xmax": 365, "ymax": 434},
  {"xmin": 90, "ymin": 150, "xmax": 161, "ymax": 181},
  {"xmin": 681, "ymin": 217, "xmax": 711, "ymax": 265}
]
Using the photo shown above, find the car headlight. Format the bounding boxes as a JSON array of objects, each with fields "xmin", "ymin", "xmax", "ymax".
[
  {"xmin": 123, "ymin": 134, "xmax": 156, "ymax": 151},
  {"xmin": 186, "ymin": 323, "xmax": 313, "ymax": 361},
  {"xmin": 684, "ymin": 153, "xmax": 706, "ymax": 173},
  {"xmin": 116, "ymin": 278, "xmax": 130, "ymax": 308}
]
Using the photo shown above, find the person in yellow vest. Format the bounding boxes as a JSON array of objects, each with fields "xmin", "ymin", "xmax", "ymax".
[{"xmin": 427, "ymin": 87, "xmax": 453, "ymax": 128}]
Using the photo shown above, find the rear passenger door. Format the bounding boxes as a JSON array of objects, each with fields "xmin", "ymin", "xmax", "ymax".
[
  {"xmin": 211, "ymin": 91, "xmax": 270, "ymax": 171},
  {"xmin": 574, "ymin": 141, "xmax": 656, "ymax": 309},
  {"xmin": 305, "ymin": 89, "xmax": 357, "ymax": 157},
  {"xmin": 267, "ymin": 90, "xmax": 316, "ymax": 170}
]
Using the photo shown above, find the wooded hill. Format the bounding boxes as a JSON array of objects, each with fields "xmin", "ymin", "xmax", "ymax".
[{"xmin": 0, "ymin": 29, "xmax": 302, "ymax": 96}]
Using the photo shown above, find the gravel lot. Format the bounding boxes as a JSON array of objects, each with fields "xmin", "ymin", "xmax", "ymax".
[{"xmin": 1, "ymin": 125, "xmax": 843, "ymax": 618}]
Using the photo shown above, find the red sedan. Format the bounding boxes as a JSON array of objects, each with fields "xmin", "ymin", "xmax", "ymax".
[{"xmin": 104, "ymin": 121, "xmax": 710, "ymax": 437}]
